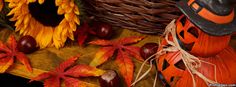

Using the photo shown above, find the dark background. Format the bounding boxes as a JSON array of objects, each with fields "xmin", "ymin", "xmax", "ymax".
[{"xmin": 0, "ymin": 73, "xmax": 43, "ymax": 87}]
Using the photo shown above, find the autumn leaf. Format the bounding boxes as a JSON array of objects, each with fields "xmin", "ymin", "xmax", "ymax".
[
  {"xmin": 30, "ymin": 54, "xmax": 105, "ymax": 87},
  {"xmin": 116, "ymin": 50, "xmax": 134, "ymax": 87},
  {"xmin": 0, "ymin": 35, "xmax": 32, "ymax": 73},
  {"xmin": 89, "ymin": 36, "xmax": 145, "ymax": 87},
  {"xmin": 75, "ymin": 22, "xmax": 95, "ymax": 46}
]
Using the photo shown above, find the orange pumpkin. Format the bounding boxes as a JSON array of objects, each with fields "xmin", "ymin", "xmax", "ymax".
[
  {"xmin": 176, "ymin": 15, "xmax": 231, "ymax": 57},
  {"xmin": 156, "ymin": 39, "xmax": 236, "ymax": 87}
]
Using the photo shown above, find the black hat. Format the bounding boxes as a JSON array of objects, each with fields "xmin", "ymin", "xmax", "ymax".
[{"xmin": 176, "ymin": 0, "xmax": 236, "ymax": 36}]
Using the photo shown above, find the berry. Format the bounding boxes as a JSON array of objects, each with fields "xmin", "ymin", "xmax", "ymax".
[
  {"xmin": 140, "ymin": 43, "xmax": 159, "ymax": 60},
  {"xmin": 92, "ymin": 22, "xmax": 113, "ymax": 39},
  {"xmin": 99, "ymin": 70, "xmax": 122, "ymax": 87},
  {"xmin": 17, "ymin": 35, "xmax": 38, "ymax": 54}
]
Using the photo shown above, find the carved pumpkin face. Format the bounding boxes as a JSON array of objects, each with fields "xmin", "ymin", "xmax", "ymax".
[
  {"xmin": 156, "ymin": 38, "xmax": 236, "ymax": 86},
  {"xmin": 176, "ymin": 15, "xmax": 231, "ymax": 57}
]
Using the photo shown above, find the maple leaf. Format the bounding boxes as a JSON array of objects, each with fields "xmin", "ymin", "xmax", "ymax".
[
  {"xmin": 75, "ymin": 22, "xmax": 95, "ymax": 46},
  {"xmin": 30, "ymin": 54, "xmax": 105, "ymax": 87},
  {"xmin": 0, "ymin": 35, "xmax": 32, "ymax": 73},
  {"xmin": 89, "ymin": 36, "xmax": 145, "ymax": 87}
]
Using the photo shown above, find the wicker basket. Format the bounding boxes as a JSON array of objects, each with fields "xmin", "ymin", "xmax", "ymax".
[{"xmin": 83, "ymin": 0, "xmax": 181, "ymax": 34}]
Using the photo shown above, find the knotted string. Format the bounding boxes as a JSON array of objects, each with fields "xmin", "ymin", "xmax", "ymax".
[{"xmin": 131, "ymin": 20, "xmax": 218, "ymax": 87}]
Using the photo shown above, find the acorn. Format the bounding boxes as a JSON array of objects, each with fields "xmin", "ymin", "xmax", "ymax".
[
  {"xmin": 92, "ymin": 22, "xmax": 113, "ymax": 39},
  {"xmin": 17, "ymin": 35, "xmax": 38, "ymax": 54},
  {"xmin": 99, "ymin": 70, "xmax": 122, "ymax": 87},
  {"xmin": 140, "ymin": 43, "xmax": 159, "ymax": 60}
]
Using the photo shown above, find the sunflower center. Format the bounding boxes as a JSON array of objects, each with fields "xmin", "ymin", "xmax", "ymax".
[{"xmin": 28, "ymin": 0, "xmax": 64, "ymax": 27}]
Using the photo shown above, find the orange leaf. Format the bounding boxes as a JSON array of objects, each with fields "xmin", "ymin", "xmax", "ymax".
[
  {"xmin": 89, "ymin": 36, "xmax": 145, "ymax": 87},
  {"xmin": 117, "ymin": 36, "xmax": 145, "ymax": 45},
  {"xmin": 64, "ymin": 77, "xmax": 79, "ymax": 87},
  {"xmin": 31, "ymin": 54, "xmax": 104, "ymax": 87},
  {"xmin": 65, "ymin": 64, "xmax": 105, "ymax": 77},
  {"xmin": 55, "ymin": 55, "xmax": 79, "ymax": 72},
  {"xmin": 89, "ymin": 40, "xmax": 113, "ymax": 46},
  {"xmin": 6, "ymin": 35, "xmax": 17, "ymax": 50},
  {"xmin": 16, "ymin": 52, "xmax": 33, "ymax": 72},
  {"xmin": 116, "ymin": 50, "xmax": 134, "ymax": 87},
  {"xmin": 30, "ymin": 73, "xmax": 51, "ymax": 82},
  {"xmin": 0, "ymin": 58, "xmax": 14, "ymax": 73},
  {"xmin": 44, "ymin": 76, "xmax": 60, "ymax": 87},
  {"xmin": 0, "ymin": 53, "xmax": 7, "ymax": 58},
  {"xmin": 124, "ymin": 46, "xmax": 144, "ymax": 61},
  {"xmin": 0, "ymin": 35, "xmax": 32, "ymax": 73},
  {"xmin": 89, "ymin": 47, "xmax": 116, "ymax": 67},
  {"xmin": 0, "ymin": 41, "xmax": 11, "ymax": 53}
]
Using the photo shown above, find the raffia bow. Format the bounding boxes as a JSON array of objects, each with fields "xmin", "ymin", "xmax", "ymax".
[{"xmin": 132, "ymin": 20, "xmax": 218, "ymax": 87}]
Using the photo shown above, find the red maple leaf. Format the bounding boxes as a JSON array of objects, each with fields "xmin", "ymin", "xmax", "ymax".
[
  {"xmin": 89, "ymin": 36, "xmax": 145, "ymax": 87},
  {"xmin": 0, "ymin": 35, "xmax": 32, "ymax": 73},
  {"xmin": 30, "ymin": 54, "xmax": 105, "ymax": 87},
  {"xmin": 75, "ymin": 22, "xmax": 95, "ymax": 46}
]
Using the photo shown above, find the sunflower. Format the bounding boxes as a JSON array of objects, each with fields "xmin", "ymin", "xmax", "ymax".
[
  {"xmin": 6, "ymin": 0, "xmax": 80, "ymax": 48},
  {"xmin": 0, "ymin": 0, "xmax": 3, "ymax": 12}
]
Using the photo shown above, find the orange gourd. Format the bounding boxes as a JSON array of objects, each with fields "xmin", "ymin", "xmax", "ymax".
[
  {"xmin": 176, "ymin": 15, "xmax": 231, "ymax": 57},
  {"xmin": 156, "ymin": 38, "xmax": 236, "ymax": 87}
]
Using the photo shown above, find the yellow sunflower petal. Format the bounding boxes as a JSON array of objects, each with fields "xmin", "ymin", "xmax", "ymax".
[
  {"xmin": 9, "ymin": 15, "xmax": 18, "ymax": 21},
  {"xmin": 21, "ymin": 4, "xmax": 29, "ymax": 15},
  {"xmin": 27, "ymin": 0, "xmax": 36, "ymax": 4},
  {"xmin": 38, "ymin": 0, "xmax": 45, "ymax": 4},
  {"xmin": 74, "ymin": 6, "xmax": 80, "ymax": 15},
  {"xmin": 7, "ymin": 6, "xmax": 20, "ymax": 16},
  {"xmin": 55, "ymin": 0, "xmax": 63, "ymax": 6},
  {"xmin": 16, "ymin": 21, "xmax": 24, "ymax": 32},
  {"xmin": 0, "ymin": 1, "xmax": 3, "ymax": 12},
  {"xmin": 68, "ymin": 31, "xmax": 74, "ymax": 40},
  {"xmin": 57, "ymin": 6, "xmax": 65, "ymax": 15},
  {"xmin": 36, "ymin": 27, "xmax": 46, "ymax": 48},
  {"xmin": 8, "ymin": 2, "xmax": 17, "ymax": 8},
  {"xmin": 15, "ymin": 15, "xmax": 24, "ymax": 27},
  {"xmin": 61, "ymin": 26, "xmax": 69, "ymax": 42},
  {"xmin": 69, "ymin": 0, "xmax": 74, "ymax": 7},
  {"xmin": 61, "ymin": 1, "xmax": 70, "ymax": 11},
  {"xmin": 69, "ymin": 20, "xmax": 76, "ymax": 31},
  {"xmin": 41, "ymin": 27, "xmax": 53, "ymax": 48},
  {"xmin": 74, "ymin": 16, "xmax": 80, "ymax": 25},
  {"xmin": 23, "ymin": 14, "xmax": 30, "ymax": 27},
  {"xmin": 5, "ymin": 0, "xmax": 21, "ymax": 3}
]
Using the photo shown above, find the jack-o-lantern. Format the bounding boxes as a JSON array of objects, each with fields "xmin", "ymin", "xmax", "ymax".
[
  {"xmin": 176, "ymin": 15, "xmax": 231, "ymax": 57},
  {"xmin": 155, "ymin": 0, "xmax": 236, "ymax": 86},
  {"xmin": 174, "ymin": 0, "xmax": 236, "ymax": 57},
  {"xmin": 156, "ymin": 39, "xmax": 236, "ymax": 87}
]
